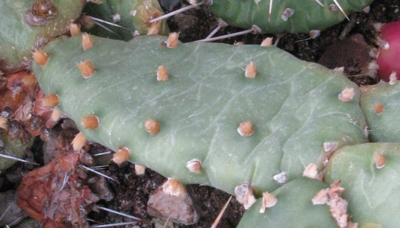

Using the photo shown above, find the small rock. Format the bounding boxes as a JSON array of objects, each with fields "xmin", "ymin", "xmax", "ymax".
[{"xmin": 147, "ymin": 186, "xmax": 199, "ymax": 225}]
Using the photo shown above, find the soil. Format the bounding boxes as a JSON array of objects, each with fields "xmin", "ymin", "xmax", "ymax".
[{"xmin": 1, "ymin": 0, "xmax": 399, "ymax": 227}]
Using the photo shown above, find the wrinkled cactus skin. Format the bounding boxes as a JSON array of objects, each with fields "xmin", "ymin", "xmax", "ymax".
[
  {"xmin": 325, "ymin": 143, "xmax": 400, "ymax": 228},
  {"xmin": 33, "ymin": 34, "xmax": 366, "ymax": 196},
  {"xmin": 0, "ymin": 0, "xmax": 84, "ymax": 73},
  {"xmin": 238, "ymin": 178, "xmax": 338, "ymax": 228},
  {"xmin": 209, "ymin": 0, "xmax": 373, "ymax": 33}
]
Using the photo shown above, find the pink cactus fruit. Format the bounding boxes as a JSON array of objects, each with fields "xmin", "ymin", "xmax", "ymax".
[{"xmin": 376, "ymin": 20, "xmax": 400, "ymax": 81}]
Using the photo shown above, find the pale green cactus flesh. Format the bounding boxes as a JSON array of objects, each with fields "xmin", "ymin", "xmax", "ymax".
[
  {"xmin": 32, "ymin": 34, "xmax": 366, "ymax": 195},
  {"xmin": 360, "ymin": 81, "xmax": 400, "ymax": 142},
  {"xmin": 0, "ymin": 0, "xmax": 84, "ymax": 73},
  {"xmin": 238, "ymin": 178, "xmax": 338, "ymax": 228},
  {"xmin": 83, "ymin": 0, "xmax": 169, "ymax": 41},
  {"xmin": 0, "ymin": 135, "xmax": 29, "ymax": 172},
  {"xmin": 325, "ymin": 143, "xmax": 400, "ymax": 228},
  {"xmin": 208, "ymin": 0, "xmax": 374, "ymax": 33}
]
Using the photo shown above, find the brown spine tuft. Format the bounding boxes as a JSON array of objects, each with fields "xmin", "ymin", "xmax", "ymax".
[
  {"xmin": 72, "ymin": 132, "xmax": 87, "ymax": 151},
  {"xmin": 70, "ymin": 23, "xmax": 81, "ymax": 36},
  {"xmin": 373, "ymin": 104, "xmax": 384, "ymax": 115},
  {"xmin": 237, "ymin": 121, "xmax": 254, "ymax": 137},
  {"xmin": 157, "ymin": 66, "xmax": 169, "ymax": 81},
  {"xmin": 112, "ymin": 146, "xmax": 131, "ymax": 165},
  {"xmin": 77, "ymin": 61, "xmax": 95, "ymax": 78},
  {"xmin": 32, "ymin": 49, "xmax": 49, "ymax": 66},
  {"xmin": 42, "ymin": 94, "xmax": 59, "ymax": 108},
  {"xmin": 145, "ymin": 118, "xmax": 161, "ymax": 135},
  {"xmin": 81, "ymin": 115, "xmax": 99, "ymax": 129},
  {"xmin": 82, "ymin": 33, "xmax": 95, "ymax": 51}
]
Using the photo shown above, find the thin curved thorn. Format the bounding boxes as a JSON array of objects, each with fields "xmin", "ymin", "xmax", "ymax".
[
  {"xmin": 149, "ymin": 2, "xmax": 204, "ymax": 24},
  {"xmin": 315, "ymin": 0, "xmax": 324, "ymax": 7},
  {"xmin": 0, "ymin": 201, "xmax": 13, "ymax": 221},
  {"xmin": 333, "ymin": 0, "xmax": 350, "ymax": 21},
  {"xmin": 197, "ymin": 25, "xmax": 261, "ymax": 42},
  {"xmin": 88, "ymin": 16, "xmax": 128, "ymax": 29},
  {"xmin": 211, "ymin": 196, "xmax": 232, "ymax": 228},
  {"xmin": 93, "ymin": 22, "xmax": 121, "ymax": 38},
  {"xmin": 94, "ymin": 151, "xmax": 112, "ymax": 156},
  {"xmin": 60, "ymin": 172, "xmax": 71, "ymax": 192},
  {"xmin": 269, "ymin": 0, "xmax": 273, "ymax": 21},
  {"xmin": 0, "ymin": 153, "xmax": 39, "ymax": 165},
  {"xmin": 206, "ymin": 19, "xmax": 228, "ymax": 39},
  {"xmin": 80, "ymin": 165, "xmax": 117, "ymax": 182},
  {"xmin": 90, "ymin": 221, "xmax": 139, "ymax": 227},
  {"xmin": 162, "ymin": 217, "xmax": 170, "ymax": 228},
  {"xmin": 98, "ymin": 206, "xmax": 142, "ymax": 221}
]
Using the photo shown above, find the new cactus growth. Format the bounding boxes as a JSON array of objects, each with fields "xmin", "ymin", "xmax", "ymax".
[
  {"xmin": 0, "ymin": 0, "xmax": 84, "ymax": 73},
  {"xmin": 360, "ymin": 81, "xmax": 400, "ymax": 142},
  {"xmin": 32, "ymin": 34, "xmax": 367, "ymax": 197},
  {"xmin": 325, "ymin": 143, "xmax": 400, "ymax": 227}
]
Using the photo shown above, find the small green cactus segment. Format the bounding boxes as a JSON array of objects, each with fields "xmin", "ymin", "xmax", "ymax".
[
  {"xmin": 0, "ymin": 135, "xmax": 28, "ymax": 172},
  {"xmin": 238, "ymin": 178, "xmax": 338, "ymax": 228},
  {"xmin": 33, "ymin": 35, "xmax": 366, "ymax": 195},
  {"xmin": 360, "ymin": 81, "xmax": 400, "ymax": 142},
  {"xmin": 208, "ymin": 0, "xmax": 373, "ymax": 34},
  {"xmin": 82, "ymin": 0, "xmax": 169, "ymax": 41},
  {"xmin": 325, "ymin": 143, "xmax": 400, "ymax": 228},
  {"xmin": 0, "ymin": 0, "xmax": 84, "ymax": 73}
]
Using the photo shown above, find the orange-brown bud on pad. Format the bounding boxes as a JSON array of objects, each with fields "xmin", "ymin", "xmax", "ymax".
[
  {"xmin": 77, "ymin": 61, "xmax": 95, "ymax": 78},
  {"xmin": 42, "ymin": 94, "xmax": 59, "ymax": 108},
  {"xmin": 113, "ymin": 146, "xmax": 131, "ymax": 165},
  {"xmin": 32, "ymin": 49, "xmax": 49, "ymax": 66},
  {"xmin": 81, "ymin": 115, "xmax": 99, "ymax": 129},
  {"xmin": 145, "ymin": 118, "xmax": 160, "ymax": 135}
]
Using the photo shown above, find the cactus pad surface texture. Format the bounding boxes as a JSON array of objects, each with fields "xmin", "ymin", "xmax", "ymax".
[
  {"xmin": 360, "ymin": 81, "xmax": 400, "ymax": 142},
  {"xmin": 237, "ymin": 178, "xmax": 338, "ymax": 228},
  {"xmin": 208, "ymin": 0, "xmax": 374, "ymax": 33},
  {"xmin": 325, "ymin": 143, "xmax": 400, "ymax": 228},
  {"xmin": 33, "ymin": 34, "xmax": 367, "ymax": 196},
  {"xmin": 0, "ymin": 0, "xmax": 84, "ymax": 73}
]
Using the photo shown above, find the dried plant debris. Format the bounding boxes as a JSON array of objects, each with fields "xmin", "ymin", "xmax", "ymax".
[{"xmin": 17, "ymin": 153, "xmax": 99, "ymax": 228}]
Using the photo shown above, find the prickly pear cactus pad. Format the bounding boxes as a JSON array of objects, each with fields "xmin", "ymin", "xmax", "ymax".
[
  {"xmin": 82, "ymin": 0, "xmax": 169, "ymax": 41},
  {"xmin": 208, "ymin": 0, "xmax": 374, "ymax": 33},
  {"xmin": 237, "ymin": 178, "xmax": 338, "ymax": 228},
  {"xmin": 33, "ymin": 35, "xmax": 366, "ymax": 195},
  {"xmin": 360, "ymin": 81, "xmax": 400, "ymax": 142},
  {"xmin": 0, "ymin": 0, "xmax": 84, "ymax": 73},
  {"xmin": 325, "ymin": 143, "xmax": 400, "ymax": 227}
]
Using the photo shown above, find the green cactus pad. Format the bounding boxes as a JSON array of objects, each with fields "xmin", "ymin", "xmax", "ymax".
[
  {"xmin": 0, "ymin": 0, "xmax": 84, "ymax": 73},
  {"xmin": 33, "ymin": 35, "xmax": 366, "ymax": 195},
  {"xmin": 82, "ymin": 0, "xmax": 169, "ymax": 41},
  {"xmin": 238, "ymin": 178, "xmax": 338, "ymax": 228},
  {"xmin": 325, "ymin": 143, "xmax": 400, "ymax": 228},
  {"xmin": 0, "ymin": 135, "xmax": 30, "ymax": 172},
  {"xmin": 208, "ymin": 0, "xmax": 373, "ymax": 34},
  {"xmin": 360, "ymin": 81, "xmax": 400, "ymax": 142}
]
